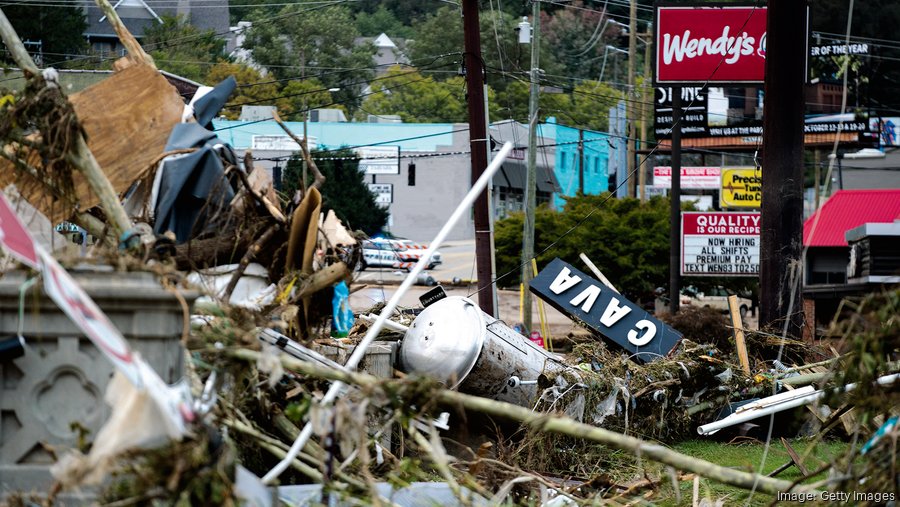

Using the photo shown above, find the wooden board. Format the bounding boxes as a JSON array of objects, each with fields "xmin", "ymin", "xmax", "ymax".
[{"xmin": 0, "ymin": 64, "xmax": 184, "ymax": 221}]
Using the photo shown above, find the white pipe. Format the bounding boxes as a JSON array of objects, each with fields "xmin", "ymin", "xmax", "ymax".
[
  {"xmin": 578, "ymin": 252, "xmax": 619, "ymax": 293},
  {"xmin": 698, "ymin": 373, "xmax": 900, "ymax": 435},
  {"xmin": 262, "ymin": 142, "xmax": 515, "ymax": 484}
]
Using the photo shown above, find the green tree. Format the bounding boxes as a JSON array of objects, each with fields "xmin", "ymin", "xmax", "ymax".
[
  {"xmin": 205, "ymin": 61, "xmax": 281, "ymax": 119},
  {"xmin": 359, "ymin": 67, "xmax": 479, "ymax": 123},
  {"xmin": 355, "ymin": 7, "xmax": 414, "ymax": 38},
  {"xmin": 352, "ymin": 0, "xmax": 440, "ymax": 26},
  {"xmin": 278, "ymin": 78, "xmax": 342, "ymax": 121},
  {"xmin": 1, "ymin": 5, "xmax": 87, "ymax": 66},
  {"xmin": 243, "ymin": 1, "xmax": 375, "ymax": 112},
  {"xmin": 494, "ymin": 194, "xmax": 670, "ymax": 303},
  {"xmin": 284, "ymin": 149, "xmax": 389, "ymax": 235},
  {"xmin": 493, "ymin": 79, "xmax": 573, "ymax": 123},
  {"xmin": 542, "ymin": 2, "xmax": 627, "ymax": 82},
  {"xmin": 144, "ymin": 15, "xmax": 225, "ymax": 83},
  {"xmin": 407, "ymin": 6, "xmax": 561, "ymax": 92},
  {"xmin": 568, "ymin": 80, "xmax": 624, "ymax": 131}
]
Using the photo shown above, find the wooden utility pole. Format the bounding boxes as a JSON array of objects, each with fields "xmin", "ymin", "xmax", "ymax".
[
  {"xmin": 759, "ymin": 0, "xmax": 807, "ymax": 334},
  {"xmin": 522, "ymin": 0, "xmax": 541, "ymax": 331},
  {"xmin": 639, "ymin": 24, "xmax": 652, "ymax": 202},
  {"xmin": 626, "ymin": 0, "xmax": 637, "ymax": 198},
  {"xmin": 462, "ymin": 0, "xmax": 495, "ymax": 316},
  {"xmin": 668, "ymin": 88, "xmax": 682, "ymax": 315}
]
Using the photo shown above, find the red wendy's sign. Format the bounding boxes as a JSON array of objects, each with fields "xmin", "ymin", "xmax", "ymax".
[{"xmin": 654, "ymin": 4, "xmax": 768, "ymax": 85}]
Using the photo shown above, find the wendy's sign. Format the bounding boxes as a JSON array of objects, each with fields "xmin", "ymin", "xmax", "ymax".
[
  {"xmin": 530, "ymin": 258, "xmax": 682, "ymax": 363},
  {"xmin": 654, "ymin": 4, "xmax": 768, "ymax": 85}
]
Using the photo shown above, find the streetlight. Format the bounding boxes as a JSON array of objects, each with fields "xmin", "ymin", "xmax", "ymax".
[{"xmin": 599, "ymin": 45, "xmax": 628, "ymax": 83}]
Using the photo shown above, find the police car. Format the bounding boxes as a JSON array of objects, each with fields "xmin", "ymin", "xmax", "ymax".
[{"xmin": 359, "ymin": 238, "xmax": 441, "ymax": 271}]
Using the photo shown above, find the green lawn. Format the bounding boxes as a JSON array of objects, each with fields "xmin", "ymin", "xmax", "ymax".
[{"xmin": 645, "ymin": 439, "xmax": 850, "ymax": 506}]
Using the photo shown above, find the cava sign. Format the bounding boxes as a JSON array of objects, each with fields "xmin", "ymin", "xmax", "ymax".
[{"xmin": 530, "ymin": 258, "xmax": 682, "ymax": 362}]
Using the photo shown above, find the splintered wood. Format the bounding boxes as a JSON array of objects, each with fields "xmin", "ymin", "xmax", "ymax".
[{"xmin": 0, "ymin": 64, "xmax": 184, "ymax": 221}]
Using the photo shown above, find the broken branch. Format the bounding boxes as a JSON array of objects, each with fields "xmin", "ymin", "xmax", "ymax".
[
  {"xmin": 273, "ymin": 111, "xmax": 325, "ymax": 192},
  {"xmin": 93, "ymin": 0, "xmax": 155, "ymax": 67},
  {"xmin": 227, "ymin": 348, "xmax": 820, "ymax": 496}
]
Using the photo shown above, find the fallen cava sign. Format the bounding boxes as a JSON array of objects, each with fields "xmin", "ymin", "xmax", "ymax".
[{"xmin": 529, "ymin": 258, "xmax": 682, "ymax": 362}]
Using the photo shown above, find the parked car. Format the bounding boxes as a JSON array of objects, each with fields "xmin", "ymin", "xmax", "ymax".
[
  {"xmin": 680, "ymin": 285, "xmax": 752, "ymax": 318},
  {"xmin": 359, "ymin": 239, "xmax": 442, "ymax": 271}
]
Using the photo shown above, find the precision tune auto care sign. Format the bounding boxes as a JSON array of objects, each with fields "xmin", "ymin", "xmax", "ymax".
[
  {"xmin": 654, "ymin": 4, "xmax": 768, "ymax": 85},
  {"xmin": 682, "ymin": 212, "xmax": 760, "ymax": 276},
  {"xmin": 530, "ymin": 258, "xmax": 682, "ymax": 362}
]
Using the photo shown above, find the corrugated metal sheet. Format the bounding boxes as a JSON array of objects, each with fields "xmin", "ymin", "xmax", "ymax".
[{"xmin": 803, "ymin": 189, "xmax": 900, "ymax": 247}]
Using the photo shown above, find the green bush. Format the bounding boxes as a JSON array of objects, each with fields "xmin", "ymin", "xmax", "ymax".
[{"xmin": 494, "ymin": 193, "xmax": 671, "ymax": 304}]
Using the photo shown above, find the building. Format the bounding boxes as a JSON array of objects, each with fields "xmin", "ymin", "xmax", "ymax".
[
  {"xmin": 215, "ymin": 119, "xmax": 562, "ymax": 241},
  {"xmin": 802, "ymin": 189, "xmax": 900, "ymax": 338},
  {"xmin": 540, "ymin": 118, "xmax": 611, "ymax": 208},
  {"xmin": 488, "ymin": 120, "xmax": 559, "ymax": 218},
  {"xmin": 84, "ymin": 0, "xmax": 230, "ymax": 56}
]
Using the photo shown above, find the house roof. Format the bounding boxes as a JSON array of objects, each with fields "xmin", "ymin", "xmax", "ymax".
[{"xmin": 803, "ymin": 189, "xmax": 900, "ymax": 247}]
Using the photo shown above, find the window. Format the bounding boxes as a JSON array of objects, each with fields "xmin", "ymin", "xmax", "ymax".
[{"xmin": 407, "ymin": 162, "xmax": 416, "ymax": 186}]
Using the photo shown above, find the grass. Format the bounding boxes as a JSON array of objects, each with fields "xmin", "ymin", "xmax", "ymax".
[{"xmin": 644, "ymin": 438, "xmax": 850, "ymax": 506}]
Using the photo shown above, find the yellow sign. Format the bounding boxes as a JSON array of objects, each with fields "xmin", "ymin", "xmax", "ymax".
[{"xmin": 720, "ymin": 167, "xmax": 762, "ymax": 208}]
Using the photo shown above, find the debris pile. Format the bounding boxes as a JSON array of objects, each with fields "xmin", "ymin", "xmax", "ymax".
[{"xmin": 1, "ymin": 6, "xmax": 899, "ymax": 506}]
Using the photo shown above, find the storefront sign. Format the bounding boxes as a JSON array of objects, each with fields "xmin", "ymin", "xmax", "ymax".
[
  {"xmin": 357, "ymin": 146, "xmax": 400, "ymax": 175},
  {"xmin": 530, "ymin": 258, "xmax": 682, "ymax": 362},
  {"xmin": 367, "ymin": 183, "xmax": 393, "ymax": 205},
  {"xmin": 720, "ymin": 167, "xmax": 762, "ymax": 208},
  {"xmin": 653, "ymin": 166, "xmax": 722, "ymax": 189},
  {"xmin": 682, "ymin": 212, "xmax": 760, "ymax": 276},
  {"xmin": 655, "ymin": 5, "xmax": 768, "ymax": 85}
]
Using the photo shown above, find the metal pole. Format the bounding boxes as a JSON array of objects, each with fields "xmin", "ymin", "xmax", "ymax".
[
  {"xmin": 668, "ymin": 87, "xmax": 682, "ymax": 315},
  {"xmin": 837, "ymin": 154, "xmax": 844, "ymax": 190},
  {"xmin": 626, "ymin": 0, "xmax": 637, "ymax": 198},
  {"xmin": 462, "ymin": 0, "xmax": 496, "ymax": 316},
  {"xmin": 522, "ymin": 0, "xmax": 541, "ymax": 332},
  {"xmin": 759, "ymin": 0, "xmax": 807, "ymax": 333}
]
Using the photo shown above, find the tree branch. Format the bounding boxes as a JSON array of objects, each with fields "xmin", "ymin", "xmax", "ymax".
[{"xmin": 273, "ymin": 111, "xmax": 325, "ymax": 192}]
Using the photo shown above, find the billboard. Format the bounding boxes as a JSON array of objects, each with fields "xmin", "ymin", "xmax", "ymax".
[
  {"xmin": 682, "ymin": 212, "xmax": 760, "ymax": 276},
  {"xmin": 357, "ymin": 146, "xmax": 400, "ymax": 175},
  {"xmin": 720, "ymin": 167, "xmax": 762, "ymax": 208},
  {"xmin": 654, "ymin": 4, "xmax": 768, "ymax": 85},
  {"xmin": 653, "ymin": 166, "xmax": 722, "ymax": 189}
]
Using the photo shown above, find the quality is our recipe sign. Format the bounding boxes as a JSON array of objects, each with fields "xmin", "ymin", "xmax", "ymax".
[{"xmin": 681, "ymin": 211, "xmax": 760, "ymax": 276}]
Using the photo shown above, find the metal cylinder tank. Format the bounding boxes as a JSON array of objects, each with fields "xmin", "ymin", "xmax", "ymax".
[{"xmin": 399, "ymin": 296, "xmax": 573, "ymax": 407}]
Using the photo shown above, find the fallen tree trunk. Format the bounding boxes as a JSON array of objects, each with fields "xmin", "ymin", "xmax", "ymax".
[{"xmin": 228, "ymin": 348, "xmax": 820, "ymax": 496}]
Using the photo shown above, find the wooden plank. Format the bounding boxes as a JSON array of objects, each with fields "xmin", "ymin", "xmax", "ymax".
[
  {"xmin": 1, "ymin": 64, "xmax": 184, "ymax": 221},
  {"xmin": 729, "ymin": 294, "xmax": 751, "ymax": 374}
]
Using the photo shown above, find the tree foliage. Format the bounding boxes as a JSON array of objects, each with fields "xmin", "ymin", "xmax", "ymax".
[
  {"xmin": 284, "ymin": 149, "xmax": 389, "ymax": 235},
  {"xmin": 206, "ymin": 62, "xmax": 280, "ymax": 119},
  {"xmin": 355, "ymin": 7, "xmax": 414, "ymax": 38},
  {"xmin": 1, "ymin": 5, "xmax": 87, "ymax": 66},
  {"xmin": 144, "ymin": 15, "xmax": 225, "ymax": 83},
  {"xmin": 359, "ymin": 67, "xmax": 485, "ymax": 123},
  {"xmin": 243, "ymin": 1, "xmax": 375, "ymax": 112},
  {"xmin": 494, "ymin": 194, "xmax": 670, "ymax": 303}
]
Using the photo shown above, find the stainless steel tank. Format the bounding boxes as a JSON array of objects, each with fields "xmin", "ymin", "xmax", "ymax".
[{"xmin": 399, "ymin": 296, "xmax": 574, "ymax": 407}]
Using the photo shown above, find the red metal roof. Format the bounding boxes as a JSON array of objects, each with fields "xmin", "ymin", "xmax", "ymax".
[{"xmin": 804, "ymin": 189, "xmax": 900, "ymax": 247}]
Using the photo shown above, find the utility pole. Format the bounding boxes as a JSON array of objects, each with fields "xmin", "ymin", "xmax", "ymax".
[
  {"xmin": 625, "ymin": 0, "xmax": 637, "ymax": 198},
  {"xmin": 639, "ymin": 23, "xmax": 651, "ymax": 202},
  {"xmin": 759, "ymin": 0, "xmax": 807, "ymax": 334},
  {"xmin": 522, "ymin": 0, "xmax": 541, "ymax": 331},
  {"xmin": 462, "ymin": 0, "xmax": 495, "ymax": 316},
  {"xmin": 668, "ymin": 88, "xmax": 682, "ymax": 315}
]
